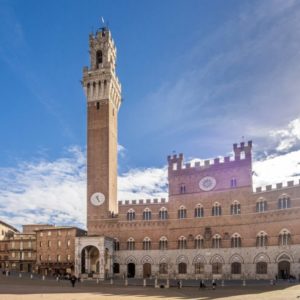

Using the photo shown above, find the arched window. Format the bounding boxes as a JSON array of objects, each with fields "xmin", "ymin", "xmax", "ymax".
[
  {"xmin": 231, "ymin": 201, "xmax": 241, "ymax": 215},
  {"xmin": 212, "ymin": 202, "xmax": 222, "ymax": 216},
  {"xmin": 143, "ymin": 237, "xmax": 151, "ymax": 250},
  {"xmin": 212, "ymin": 234, "xmax": 221, "ymax": 249},
  {"xmin": 256, "ymin": 198, "xmax": 267, "ymax": 213},
  {"xmin": 143, "ymin": 208, "xmax": 152, "ymax": 220},
  {"xmin": 127, "ymin": 209, "xmax": 135, "ymax": 221},
  {"xmin": 180, "ymin": 184, "xmax": 186, "ymax": 194},
  {"xmin": 240, "ymin": 151, "xmax": 246, "ymax": 159},
  {"xmin": 231, "ymin": 233, "xmax": 241, "ymax": 248},
  {"xmin": 212, "ymin": 262, "xmax": 222, "ymax": 274},
  {"xmin": 231, "ymin": 262, "xmax": 241, "ymax": 274},
  {"xmin": 278, "ymin": 195, "xmax": 291, "ymax": 209},
  {"xmin": 159, "ymin": 263, "xmax": 168, "ymax": 274},
  {"xmin": 178, "ymin": 236, "xmax": 187, "ymax": 250},
  {"xmin": 178, "ymin": 205, "xmax": 187, "ymax": 219},
  {"xmin": 195, "ymin": 262, "xmax": 204, "ymax": 274},
  {"xmin": 256, "ymin": 262, "xmax": 267, "ymax": 274},
  {"xmin": 279, "ymin": 229, "xmax": 291, "ymax": 246},
  {"xmin": 230, "ymin": 177, "xmax": 237, "ymax": 188},
  {"xmin": 159, "ymin": 236, "xmax": 168, "ymax": 250},
  {"xmin": 256, "ymin": 231, "xmax": 268, "ymax": 247},
  {"xmin": 127, "ymin": 238, "xmax": 135, "ymax": 250},
  {"xmin": 96, "ymin": 50, "xmax": 103, "ymax": 67},
  {"xmin": 178, "ymin": 262, "xmax": 187, "ymax": 274},
  {"xmin": 194, "ymin": 235, "xmax": 204, "ymax": 249},
  {"xmin": 114, "ymin": 238, "xmax": 120, "ymax": 251},
  {"xmin": 159, "ymin": 207, "xmax": 168, "ymax": 220},
  {"xmin": 194, "ymin": 204, "xmax": 204, "ymax": 218}
]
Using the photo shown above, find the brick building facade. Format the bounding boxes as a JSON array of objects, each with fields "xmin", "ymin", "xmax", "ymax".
[{"xmin": 74, "ymin": 27, "xmax": 300, "ymax": 281}]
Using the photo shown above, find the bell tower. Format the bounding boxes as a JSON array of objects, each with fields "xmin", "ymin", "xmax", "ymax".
[{"xmin": 82, "ymin": 27, "xmax": 121, "ymax": 232}]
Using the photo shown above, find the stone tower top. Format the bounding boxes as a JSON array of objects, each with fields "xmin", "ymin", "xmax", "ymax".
[{"xmin": 82, "ymin": 27, "xmax": 121, "ymax": 111}]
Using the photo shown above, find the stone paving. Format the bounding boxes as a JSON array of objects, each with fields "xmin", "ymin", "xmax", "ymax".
[{"xmin": 0, "ymin": 275, "xmax": 300, "ymax": 300}]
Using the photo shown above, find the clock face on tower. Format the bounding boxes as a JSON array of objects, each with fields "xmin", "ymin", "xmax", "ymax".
[
  {"xmin": 199, "ymin": 176, "xmax": 216, "ymax": 191},
  {"xmin": 90, "ymin": 192, "xmax": 105, "ymax": 206}
]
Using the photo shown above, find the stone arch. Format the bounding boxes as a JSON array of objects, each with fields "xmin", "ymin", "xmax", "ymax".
[
  {"xmin": 276, "ymin": 252, "xmax": 293, "ymax": 263},
  {"xmin": 141, "ymin": 255, "xmax": 154, "ymax": 264},
  {"xmin": 210, "ymin": 254, "xmax": 225, "ymax": 264},
  {"xmin": 125, "ymin": 255, "xmax": 137, "ymax": 264},
  {"xmin": 253, "ymin": 252, "xmax": 271, "ymax": 263},
  {"xmin": 229, "ymin": 253, "xmax": 244, "ymax": 264},
  {"xmin": 176, "ymin": 255, "xmax": 189, "ymax": 264},
  {"xmin": 192, "ymin": 255, "xmax": 206, "ymax": 264},
  {"xmin": 159, "ymin": 255, "xmax": 170, "ymax": 264},
  {"xmin": 113, "ymin": 256, "xmax": 121, "ymax": 264}
]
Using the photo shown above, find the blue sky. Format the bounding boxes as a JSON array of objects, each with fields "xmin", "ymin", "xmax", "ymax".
[{"xmin": 0, "ymin": 0, "xmax": 300, "ymax": 228}]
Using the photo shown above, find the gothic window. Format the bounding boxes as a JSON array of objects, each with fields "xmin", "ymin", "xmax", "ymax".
[
  {"xmin": 231, "ymin": 201, "xmax": 241, "ymax": 215},
  {"xmin": 143, "ymin": 208, "xmax": 152, "ymax": 221},
  {"xmin": 256, "ymin": 262, "xmax": 267, "ymax": 274},
  {"xmin": 159, "ymin": 207, "xmax": 168, "ymax": 220},
  {"xmin": 231, "ymin": 233, "xmax": 241, "ymax": 248},
  {"xmin": 127, "ymin": 209, "xmax": 135, "ymax": 221},
  {"xmin": 159, "ymin": 236, "xmax": 168, "ymax": 250},
  {"xmin": 230, "ymin": 178, "xmax": 237, "ymax": 188},
  {"xmin": 114, "ymin": 238, "xmax": 120, "ymax": 251},
  {"xmin": 194, "ymin": 204, "xmax": 204, "ymax": 218},
  {"xmin": 194, "ymin": 235, "xmax": 204, "ymax": 249},
  {"xmin": 178, "ymin": 262, "xmax": 187, "ymax": 274},
  {"xmin": 212, "ymin": 234, "xmax": 221, "ymax": 249},
  {"xmin": 212, "ymin": 262, "xmax": 222, "ymax": 274},
  {"xmin": 231, "ymin": 262, "xmax": 241, "ymax": 274},
  {"xmin": 278, "ymin": 195, "xmax": 291, "ymax": 209},
  {"xmin": 178, "ymin": 236, "xmax": 187, "ymax": 250},
  {"xmin": 194, "ymin": 262, "xmax": 204, "ymax": 274},
  {"xmin": 127, "ymin": 238, "xmax": 135, "ymax": 251},
  {"xmin": 180, "ymin": 184, "xmax": 186, "ymax": 194},
  {"xmin": 159, "ymin": 263, "xmax": 168, "ymax": 274},
  {"xmin": 279, "ymin": 229, "xmax": 291, "ymax": 246},
  {"xmin": 256, "ymin": 198, "xmax": 267, "ymax": 213},
  {"xmin": 96, "ymin": 50, "xmax": 103, "ymax": 67},
  {"xmin": 143, "ymin": 237, "xmax": 151, "ymax": 250},
  {"xmin": 178, "ymin": 205, "xmax": 187, "ymax": 219},
  {"xmin": 256, "ymin": 231, "xmax": 268, "ymax": 247},
  {"xmin": 212, "ymin": 202, "xmax": 222, "ymax": 216}
]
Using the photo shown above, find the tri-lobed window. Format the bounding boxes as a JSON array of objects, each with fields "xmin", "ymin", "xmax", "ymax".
[
  {"xmin": 125, "ymin": 194, "xmax": 291, "ymax": 221},
  {"xmin": 115, "ymin": 228, "xmax": 292, "ymax": 251}
]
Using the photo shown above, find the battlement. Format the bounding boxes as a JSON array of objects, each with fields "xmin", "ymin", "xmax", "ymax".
[
  {"xmin": 118, "ymin": 198, "xmax": 168, "ymax": 206},
  {"xmin": 254, "ymin": 179, "xmax": 300, "ymax": 193},
  {"xmin": 168, "ymin": 141, "xmax": 252, "ymax": 172}
]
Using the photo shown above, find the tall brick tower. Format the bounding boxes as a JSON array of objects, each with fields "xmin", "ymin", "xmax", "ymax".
[{"xmin": 82, "ymin": 27, "xmax": 121, "ymax": 231}]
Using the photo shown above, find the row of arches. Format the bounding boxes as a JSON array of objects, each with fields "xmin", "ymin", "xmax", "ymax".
[
  {"xmin": 115, "ymin": 252, "xmax": 293, "ymax": 279},
  {"xmin": 125, "ymin": 194, "xmax": 292, "ymax": 221},
  {"xmin": 116, "ymin": 229, "xmax": 292, "ymax": 251}
]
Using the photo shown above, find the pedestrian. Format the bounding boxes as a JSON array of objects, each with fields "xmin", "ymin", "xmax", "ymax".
[
  {"xmin": 212, "ymin": 279, "xmax": 216, "ymax": 290},
  {"xmin": 177, "ymin": 280, "xmax": 180, "ymax": 289},
  {"xmin": 70, "ymin": 275, "xmax": 77, "ymax": 287}
]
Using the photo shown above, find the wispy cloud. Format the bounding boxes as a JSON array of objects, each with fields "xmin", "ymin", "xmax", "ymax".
[{"xmin": 131, "ymin": 1, "xmax": 300, "ymax": 155}]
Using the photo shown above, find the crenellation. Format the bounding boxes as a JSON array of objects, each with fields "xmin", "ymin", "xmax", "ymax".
[
  {"xmin": 255, "ymin": 180, "xmax": 300, "ymax": 193},
  {"xmin": 117, "ymin": 198, "xmax": 169, "ymax": 206}
]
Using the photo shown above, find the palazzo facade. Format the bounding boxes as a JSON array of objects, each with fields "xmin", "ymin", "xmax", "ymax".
[{"xmin": 74, "ymin": 27, "xmax": 300, "ymax": 280}]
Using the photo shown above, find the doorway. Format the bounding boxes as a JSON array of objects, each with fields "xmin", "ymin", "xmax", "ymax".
[
  {"xmin": 127, "ymin": 263, "xmax": 135, "ymax": 278},
  {"xmin": 143, "ymin": 263, "xmax": 151, "ymax": 278},
  {"xmin": 278, "ymin": 261, "xmax": 290, "ymax": 279}
]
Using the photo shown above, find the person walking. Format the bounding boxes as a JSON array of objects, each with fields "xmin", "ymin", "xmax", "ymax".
[
  {"xmin": 212, "ymin": 279, "xmax": 216, "ymax": 290},
  {"xmin": 70, "ymin": 275, "xmax": 77, "ymax": 287}
]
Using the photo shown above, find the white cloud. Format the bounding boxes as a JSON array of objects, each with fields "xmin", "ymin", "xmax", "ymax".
[
  {"xmin": 270, "ymin": 118, "xmax": 300, "ymax": 153},
  {"xmin": 253, "ymin": 150, "xmax": 300, "ymax": 187}
]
